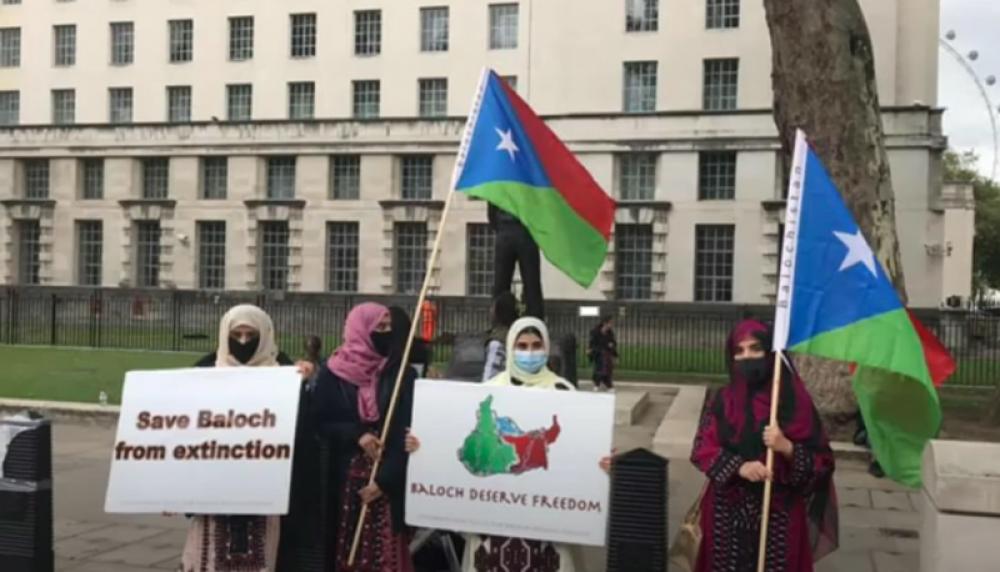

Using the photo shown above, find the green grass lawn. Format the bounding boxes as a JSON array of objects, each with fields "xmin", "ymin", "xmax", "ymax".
[
  {"xmin": 0, "ymin": 341, "xmax": 996, "ymax": 406},
  {"xmin": 0, "ymin": 345, "xmax": 202, "ymax": 405}
]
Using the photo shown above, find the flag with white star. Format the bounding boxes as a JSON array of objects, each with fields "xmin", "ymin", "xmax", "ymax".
[
  {"xmin": 773, "ymin": 129, "xmax": 955, "ymax": 487},
  {"xmin": 453, "ymin": 70, "xmax": 616, "ymax": 287}
]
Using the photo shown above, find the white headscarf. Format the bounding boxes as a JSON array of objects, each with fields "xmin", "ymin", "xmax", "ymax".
[
  {"xmin": 215, "ymin": 304, "xmax": 280, "ymax": 367},
  {"xmin": 486, "ymin": 317, "xmax": 574, "ymax": 390}
]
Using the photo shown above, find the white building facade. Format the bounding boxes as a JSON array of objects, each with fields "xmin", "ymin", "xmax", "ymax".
[{"xmin": 0, "ymin": 0, "xmax": 970, "ymax": 307}]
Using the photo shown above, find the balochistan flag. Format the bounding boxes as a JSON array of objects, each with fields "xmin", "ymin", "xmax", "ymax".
[
  {"xmin": 774, "ymin": 130, "xmax": 956, "ymax": 487},
  {"xmin": 453, "ymin": 70, "xmax": 616, "ymax": 287}
]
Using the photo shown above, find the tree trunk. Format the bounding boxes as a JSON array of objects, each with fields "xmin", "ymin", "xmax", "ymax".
[{"xmin": 763, "ymin": 0, "xmax": 908, "ymax": 419}]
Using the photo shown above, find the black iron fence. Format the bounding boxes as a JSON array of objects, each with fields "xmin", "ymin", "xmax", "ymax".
[{"xmin": 1, "ymin": 286, "xmax": 998, "ymax": 387}]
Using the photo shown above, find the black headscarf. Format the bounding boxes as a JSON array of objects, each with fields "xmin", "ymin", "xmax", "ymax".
[{"xmin": 387, "ymin": 306, "xmax": 430, "ymax": 372}]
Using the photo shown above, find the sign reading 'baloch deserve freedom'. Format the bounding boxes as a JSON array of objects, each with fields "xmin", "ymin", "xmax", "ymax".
[
  {"xmin": 105, "ymin": 367, "xmax": 301, "ymax": 515},
  {"xmin": 406, "ymin": 381, "xmax": 615, "ymax": 546}
]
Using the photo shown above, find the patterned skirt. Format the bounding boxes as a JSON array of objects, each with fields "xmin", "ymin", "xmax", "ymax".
[
  {"xmin": 180, "ymin": 515, "xmax": 280, "ymax": 572},
  {"xmin": 696, "ymin": 485, "xmax": 805, "ymax": 572},
  {"xmin": 461, "ymin": 535, "xmax": 577, "ymax": 572},
  {"xmin": 334, "ymin": 455, "xmax": 414, "ymax": 572}
]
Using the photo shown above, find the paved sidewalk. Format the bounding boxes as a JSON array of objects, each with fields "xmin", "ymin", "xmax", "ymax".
[
  {"xmin": 41, "ymin": 386, "xmax": 919, "ymax": 571},
  {"xmin": 52, "ymin": 422, "xmax": 186, "ymax": 572},
  {"xmin": 46, "ymin": 388, "xmax": 673, "ymax": 572},
  {"xmin": 815, "ymin": 460, "xmax": 921, "ymax": 572}
]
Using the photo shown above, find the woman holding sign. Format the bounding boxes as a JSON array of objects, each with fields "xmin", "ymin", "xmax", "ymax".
[
  {"xmin": 689, "ymin": 320, "xmax": 838, "ymax": 572},
  {"xmin": 180, "ymin": 304, "xmax": 317, "ymax": 572},
  {"xmin": 408, "ymin": 317, "xmax": 611, "ymax": 572},
  {"xmin": 312, "ymin": 302, "xmax": 417, "ymax": 572}
]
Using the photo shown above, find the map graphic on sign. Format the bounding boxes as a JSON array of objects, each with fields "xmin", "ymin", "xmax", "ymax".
[{"xmin": 459, "ymin": 395, "xmax": 561, "ymax": 477}]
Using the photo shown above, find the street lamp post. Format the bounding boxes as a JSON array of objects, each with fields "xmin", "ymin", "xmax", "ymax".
[{"xmin": 940, "ymin": 32, "xmax": 1000, "ymax": 180}]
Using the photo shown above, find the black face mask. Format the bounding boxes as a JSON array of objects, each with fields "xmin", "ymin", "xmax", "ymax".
[
  {"xmin": 229, "ymin": 337, "xmax": 260, "ymax": 365},
  {"xmin": 371, "ymin": 331, "xmax": 393, "ymax": 357},
  {"xmin": 738, "ymin": 357, "xmax": 771, "ymax": 388}
]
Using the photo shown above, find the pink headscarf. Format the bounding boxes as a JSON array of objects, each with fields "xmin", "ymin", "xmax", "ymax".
[{"xmin": 327, "ymin": 303, "xmax": 390, "ymax": 423}]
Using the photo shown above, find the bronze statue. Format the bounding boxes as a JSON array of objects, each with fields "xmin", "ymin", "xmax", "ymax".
[{"xmin": 489, "ymin": 204, "xmax": 544, "ymax": 318}]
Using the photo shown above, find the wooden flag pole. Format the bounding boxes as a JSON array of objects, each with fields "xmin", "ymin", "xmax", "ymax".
[
  {"xmin": 756, "ymin": 350, "xmax": 785, "ymax": 572},
  {"xmin": 347, "ymin": 69, "xmax": 489, "ymax": 566},
  {"xmin": 346, "ymin": 185, "xmax": 457, "ymax": 565}
]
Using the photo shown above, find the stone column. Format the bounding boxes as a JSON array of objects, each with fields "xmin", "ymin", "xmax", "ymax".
[{"xmin": 920, "ymin": 440, "xmax": 1000, "ymax": 572}]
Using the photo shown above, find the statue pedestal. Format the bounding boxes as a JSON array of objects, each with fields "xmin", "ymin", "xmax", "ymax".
[
  {"xmin": 443, "ymin": 332, "xmax": 578, "ymax": 385},
  {"xmin": 920, "ymin": 440, "xmax": 1000, "ymax": 572}
]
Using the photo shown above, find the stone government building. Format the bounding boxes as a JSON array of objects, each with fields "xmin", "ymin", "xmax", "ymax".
[{"xmin": 0, "ymin": 0, "xmax": 972, "ymax": 307}]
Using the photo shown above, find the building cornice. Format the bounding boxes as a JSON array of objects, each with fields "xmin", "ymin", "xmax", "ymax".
[
  {"xmin": 244, "ymin": 199, "xmax": 308, "ymax": 209},
  {"xmin": 1, "ymin": 199, "xmax": 57, "ymax": 208},
  {"xmin": 0, "ymin": 105, "xmax": 942, "ymax": 132},
  {"xmin": 378, "ymin": 199, "xmax": 446, "ymax": 210},
  {"xmin": 118, "ymin": 199, "xmax": 178, "ymax": 208},
  {"xmin": 616, "ymin": 200, "xmax": 673, "ymax": 211}
]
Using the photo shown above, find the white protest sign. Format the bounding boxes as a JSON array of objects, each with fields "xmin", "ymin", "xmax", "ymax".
[
  {"xmin": 105, "ymin": 366, "xmax": 300, "ymax": 515},
  {"xmin": 406, "ymin": 380, "xmax": 615, "ymax": 546}
]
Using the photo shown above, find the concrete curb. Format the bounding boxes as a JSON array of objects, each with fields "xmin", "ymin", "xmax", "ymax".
[
  {"xmin": 651, "ymin": 384, "xmax": 708, "ymax": 460},
  {"xmin": 614, "ymin": 390, "xmax": 649, "ymax": 426},
  {"xmin": 832, "ymin": 440, "xmax": 873, "ymax": 462},
  {"xmin": 0, "ymin": 398, "xmax": 120, "ymax": 426}
]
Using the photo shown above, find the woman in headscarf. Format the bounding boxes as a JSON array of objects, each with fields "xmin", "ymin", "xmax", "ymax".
[
  {"xmin": 471, "ymin": 317, "xmax": 579, "ymax": 570},
  {"xmin": 690, "ymin": 320, "xmax": 838, "ymax": 572},
  {"xmin": 182, "ymin": 304, "xmax": 317, "ymax": 572},
  {"xmin": 311, "ymin": 302, "xmax": 416, "ymax": 572},
  {"xmin": 407, "ymin": 317, "xmax": 610, "ymax": 572}
]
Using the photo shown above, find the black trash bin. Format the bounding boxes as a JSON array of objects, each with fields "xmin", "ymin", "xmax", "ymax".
[
  {"xmin": 0, "ymin": 414, "xmax": 54, "ymax": 572},
  {"xmin": 606, "ymin": 448, "xmax": 669, "ymax": 572}
]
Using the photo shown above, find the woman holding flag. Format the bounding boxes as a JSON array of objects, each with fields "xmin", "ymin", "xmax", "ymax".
[
  {"xmin": 690, "ymin": 320, "xmax": 838, "ymax": 572},
  {"xmin": 312, "ymin": 302, "xmax": 417, "ymax": 572}
]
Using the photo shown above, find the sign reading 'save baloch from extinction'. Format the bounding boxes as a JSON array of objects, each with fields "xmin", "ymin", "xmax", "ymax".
[
  {"xmin": 406, "ymin": 380, "xmax": 615, "ymax": 546},
  {"xmin": 105, "ymin": 367, "xmax": 301, "ymax": 515}
]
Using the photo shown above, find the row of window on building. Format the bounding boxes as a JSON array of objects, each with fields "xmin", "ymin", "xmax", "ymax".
[
  {"xmin": 10, "ymin": 151, "xmax": 740, "ymax": 202},
  {"xmin": 0, "ymin": 54, "xmax": 738, "ymax": 126},
  {"xmin": 0, "ymin": 1, "xmax": 740, "ymax": 69},
  {"xmin": 11, "ymin": 217, "xmax": 738, "ymax": 302}
]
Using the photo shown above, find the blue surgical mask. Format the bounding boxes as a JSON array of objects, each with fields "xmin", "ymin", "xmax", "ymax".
[{"xmin": 513, "ymin": 350, "xmax": 547, "ymax": 374}]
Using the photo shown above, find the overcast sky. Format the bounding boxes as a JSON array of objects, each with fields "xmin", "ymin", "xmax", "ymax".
[{"xmin": 939, "ymin": 0, "xmax": 1000, "ymax": 178}]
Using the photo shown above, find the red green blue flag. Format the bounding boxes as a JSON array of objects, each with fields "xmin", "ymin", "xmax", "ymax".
[
  {"xmin": 453, "ymin": 70, "xmax": 616, "ymax": 287},
  {"xmin": 774, "ymin": 130, "xmax": 956, "ymax": 487}
]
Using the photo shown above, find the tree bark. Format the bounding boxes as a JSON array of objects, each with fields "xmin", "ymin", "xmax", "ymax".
[{"xmin": 763, "ymin": 0, "xmax": 908, "ymax": 418}]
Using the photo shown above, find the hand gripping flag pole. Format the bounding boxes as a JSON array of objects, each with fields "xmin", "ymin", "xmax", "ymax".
[
  {"xmin": 756, "ymin": 350, "xmax": 785, "ymax": 572},
  {"xmin": 346, "ymin": 68, "xmax": 490, "ymax": 566},
  {"xmin": 757, "ymin": 129, "xmax": 808, "ymax": 572}
]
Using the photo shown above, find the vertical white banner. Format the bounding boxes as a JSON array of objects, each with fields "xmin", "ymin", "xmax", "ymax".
[{"xmin": 773, "ymin": 129, "xmax": 809, "ymax": 351}]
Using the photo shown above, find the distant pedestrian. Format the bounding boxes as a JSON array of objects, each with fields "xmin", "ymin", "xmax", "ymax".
[
  {"xmin": 304, "ymin": 335, "xmax": 323, "ymax": 366},
  {"xmin": 483, "ymin": 292, "xmax": 520, "ymax": 382},
  {"xmin": 588, "ymin": 315, "xmax": 618, "ymax": 392}
]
